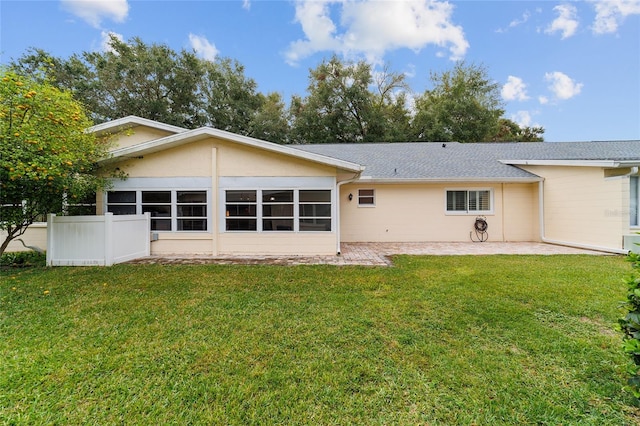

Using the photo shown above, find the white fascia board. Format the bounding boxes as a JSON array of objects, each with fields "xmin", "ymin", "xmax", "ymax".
[
  {"xmin": 101, "ymin": 126, "xmax": 365, "ymax": 173},
  {"xmin": 499, "ymin": 159, "xmax": 626, "ymax": 167},
  {"xmin": 355, "ymin": 176, "xmax": 542, "ymax": 184},
  {"xmin": 88, "ymin": 116, "xmax": 188, "ymax": 136}
]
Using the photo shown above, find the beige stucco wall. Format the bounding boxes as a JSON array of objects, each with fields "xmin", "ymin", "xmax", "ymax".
[
  {"xmin": 111, "ymin": 139, "xmax": 337, "ymax": 179},
  {"xmin": 111, "ymin": 125, "xmax": 177, "ymax": 150},
  {"xmin": 339, "ymin": 182, "xmax": 539, "ymax": 243},
  {"xmin": 502, "ymin": 183, "xmax": 540, "ymax": 241},
  {"xmin": 519, "ymin": 165, "xmax": 628, "ymax": 251},
  {"xmin": 100, "ymin": 136, "xmax": 339, "ymax": 256}
]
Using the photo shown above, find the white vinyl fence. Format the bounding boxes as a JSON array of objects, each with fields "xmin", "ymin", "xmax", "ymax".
[{"xmin": 46, "ymin": 213, "xmax": 150, "ymax": 266}]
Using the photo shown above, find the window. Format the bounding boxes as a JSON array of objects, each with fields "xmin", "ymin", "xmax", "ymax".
[
  {"xmin": 107, "ymin": 190, "xmax": 208, "ymax": 231},
  {"xmin": 300, "ymin": 190, "xmax": 331, "ymax": 231},
  {"xmin": 178, "ymin": 191, "xmax": 207, "ymax": 231},
  {"xmin": 142, "ymin": 191, "xmax": 171, "ymax": 231},
  {"xmin": 224, "ymin": 189, "xmax": 332, "ymax": 232},
  {"xmin": 358, "ymin": 189, "xmax": 375, "ymax": 206},
  {"xmin": 262, "ymin": 190, "xmax": 293, "ymax": 231},
  {"xmin": 446, "ymin": 189, "xmax": 492, "ymax": 214},
  {"xmin": 631, "ymin": 176, "xmax": 639, "ymax": 227},
  {"xmin": 107, "ymin": 191, "xmax": 136, "ymax": 215},
  {"xmin": 225, "ymin": 190, "xmax": 257, "ymax": 231}
]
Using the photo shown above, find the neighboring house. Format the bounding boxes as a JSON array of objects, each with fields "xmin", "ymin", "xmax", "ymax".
[{"xmin": 5, "ymin": 116, "xmax": 640, "ymax": 255}]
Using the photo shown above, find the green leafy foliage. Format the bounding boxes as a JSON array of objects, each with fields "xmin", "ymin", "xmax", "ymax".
[
  {"xmin": 289, "ymin": 56, "xmax": 411, "ymax": 144},
  {"xmin": 620, "ymin": 251, "xmax": 640, "ymax": 397},
  {"xmin": 0, "ymin": 250, "xmax": 46, "ymax": 268},
  {"xmin": 11, "ymin": 42, "xmax": 544, "ymax": 144},
  {"xmin": 0, "ymin": 69, "xmax": 111, "ymax": 256},
  {"xmin": 412, "ymin": 61, "xmax": 507, "ymax": 143}
]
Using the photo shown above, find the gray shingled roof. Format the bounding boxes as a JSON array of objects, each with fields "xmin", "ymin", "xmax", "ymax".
[{"xmin": 294, "ymin": 141, "xmax": 640, "ymax": 181}]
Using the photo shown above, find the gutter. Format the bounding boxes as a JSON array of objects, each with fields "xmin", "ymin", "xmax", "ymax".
[
  {"xmin": 537, "ymin": 180, "xmax": 628, "ymax": 255},
  {"xmin": 336, "ymin": 172, "xmax": 363, "ymax": 255}
]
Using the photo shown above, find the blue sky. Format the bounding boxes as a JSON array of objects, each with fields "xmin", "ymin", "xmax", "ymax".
[{"xmin": 1, "ymin": 0, "xmax": 639, "ymax": 142}]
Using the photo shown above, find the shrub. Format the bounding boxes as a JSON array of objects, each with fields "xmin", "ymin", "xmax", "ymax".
[
  {"xmin": 0, "ymin": 250, "xmax": 46, "ymax": 268},
  {"xmin": 620, "ymin": 251, "xmax": 640, "ymax": 398}
]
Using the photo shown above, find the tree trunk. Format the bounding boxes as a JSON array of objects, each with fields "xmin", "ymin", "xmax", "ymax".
[{"xmin": 0, "ymin": 234, "xmax": 15, "ymax": 258}]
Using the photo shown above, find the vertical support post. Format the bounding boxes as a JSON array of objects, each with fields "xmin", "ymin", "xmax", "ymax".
[
  {"xmin": 144, "ymin": 212, "xmax": 151, "ymax": 257},
  {"xmin": 46, "ymin": 213, "xmax": 56, "ymax": 266},
  {"xmin": 104, "ymin": 212, "xmax": 113, "ymax": 266},
  {"xmin": 211, "ymin": 147, "xmax": 218, "ymax": 256}
]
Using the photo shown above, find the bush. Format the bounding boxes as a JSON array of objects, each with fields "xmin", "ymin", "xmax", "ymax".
[
  {"xmin": 0, "ymin": 250, "xmax": 46, "ymax": 268},
  {"xmin": 620, "ymin": 251, "xmax": 640, "ymax": 398}
]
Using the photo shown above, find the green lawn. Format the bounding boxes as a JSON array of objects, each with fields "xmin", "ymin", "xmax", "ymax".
[{"xmin": 1, "ymin": 255, "xmax": 638, "ymax": 424}]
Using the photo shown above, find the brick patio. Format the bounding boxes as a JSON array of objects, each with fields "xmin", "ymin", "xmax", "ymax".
[{"xmin": 127, "ymin": 241, "xmax": 611, "ymax": 266}]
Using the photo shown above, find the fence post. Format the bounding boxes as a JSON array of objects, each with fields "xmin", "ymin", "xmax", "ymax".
[
  {"xmin": 46, "ymin": 213, "xmax": 56, "ymax": 266},
  {"xmin": 104, "ymin": 212, "xmax": 113, "ymax": 266},
  {"xmin": 144, "ymin": 212, "xmax": 151, "ymax": 256}
]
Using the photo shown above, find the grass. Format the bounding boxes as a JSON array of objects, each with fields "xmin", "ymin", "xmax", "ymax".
[{"xmin": 1, "ymin": 255, "xmax": 638, "ymax": 424}]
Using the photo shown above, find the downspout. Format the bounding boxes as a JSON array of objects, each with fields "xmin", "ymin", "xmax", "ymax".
[
  {"xmin": 538, "ymin": 180, "xmax": 628, "ymax": 254},
  {"xmin": 336, "ymin": 172, "xmax": 362, "ymax": 255}
]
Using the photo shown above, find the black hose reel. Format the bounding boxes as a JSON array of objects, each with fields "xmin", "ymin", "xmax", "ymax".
[{"xmin": 470, "ymin": 216, "xmax": 488, "ymax": 242}]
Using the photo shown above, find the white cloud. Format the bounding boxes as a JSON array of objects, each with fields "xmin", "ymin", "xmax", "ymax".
[
  {"xmin": 545, "ymin": 4, "xmax": 579, "ymax": 39},
  {"xmin": 544, "ymin": 71, "xmax": 583, "ymax": 100},
  {"xmin": 538, "ymin": 96, "xmax": 549, "ymax": 105},
  {"xmin": 100, "ymin": 31, "xmax": 123, "ymax": 53},
  {"xmin": 61, "ymin": 0, "xmax": 129, "ymax": 28},
  {"xmin": 512, "ymin": 110, "xmax": 532, "ymax": 127},
  {"xmin": 496, "ymin": 10, "xmax": 531, "ymax": 33},
  {"xmin": 242, "ymin": 0, "xmax": 251, "ymax": 11},
  {"xmin": 590, "ymin": 0, "xmax": 640, "ymax": 34},
  {"xmin": 285, "ymin": 0, "xmax": 469, "ymax": 65},
  {"xmin": 501, "ymin": 76, "xmax": 529, "ymax": 101},
  {"xmin": 189, "ymin": 34, "xmax": 219, "ymax": 61}
]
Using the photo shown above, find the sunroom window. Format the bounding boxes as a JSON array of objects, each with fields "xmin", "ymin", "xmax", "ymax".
[
  {"xmin": 299, "ymin": 190, "xmax": 331, "ymax": 231},
  {"xmin": 224, "ymin": 189, "xmax": 332, "ymax": 232},
  {"xmin": 177, "ymin": 191, "xmax": 207, "ymax": 231},
  {"xmin": 262, "ymin": 190, "xmax": 294, "ymax": 231},
  {"xmin": 225, "ymin": 190, "xmax": 257, "ymax": 231},
  {"xmin": 107, "ymin": 190, "xmax": 208, "ymax": 231},
  {"xmin": 142, "ymin": 191, "xmax": 172, "ymax": 231}
]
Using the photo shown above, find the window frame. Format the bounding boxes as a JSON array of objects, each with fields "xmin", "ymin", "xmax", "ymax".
[
  {"xmin": 631, "ymin": 176, "xmax": 639, "ymax": 228},
  {"xmin": 358, "ymin": 189, "xmax": 375, "ymax": 207},
  {"xmin": 223, "ymin": 188, "xmax": 333, "ymax": 233},
  {"xmin": 445, "ymin": 188, "xmax": 494, "ymax": 215},
  {"xmin": 106, "ymin": 189, "xmax": 210, "ymax": 232}
]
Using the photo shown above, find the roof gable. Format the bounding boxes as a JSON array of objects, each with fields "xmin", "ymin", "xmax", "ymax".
[{"xmin": 96, "ymin": 118, "xmax": 364, "ymax": 174}]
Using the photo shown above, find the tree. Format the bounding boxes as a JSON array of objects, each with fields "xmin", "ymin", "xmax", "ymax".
[
  {"xmin": 248, "ymin": 92, "xmax": 290, "ymax": 144},
  {"xmin": 492, "ymin": 118, "xmax": 545, "ymax": 142},
  {"xmin": 412, "ymin": 62, "xmax": 505, "ymax": 143},
  {"xmin": 10, "ymin": 37, "xmax": 267, "ymax": 134},
  {"xmin": 0, "ymin": 70, "xmax": 111, "ymax": 256},
  {"xmin": 289, "ymin": 56, "xmax": 410, "ymax": 144},
  {"xmin": 77, "ymin": 36, "xmax": 206, "ymax": 128},
  {"xmin": 200, "ymin": 57, "xmax": 264, "ymax": 134}
]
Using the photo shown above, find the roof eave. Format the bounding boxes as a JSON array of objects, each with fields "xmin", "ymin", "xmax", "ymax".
[
  {"xmin": 500, "ymin": 159, "xmax": 640, "ymax": 167},
  {"xmin": 355, "ymin": 176, "xmax": 543, "ymax": 184},
  {"xmin": 89, "ymin": 115, "xmax": 188, "ymax": 136}
]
